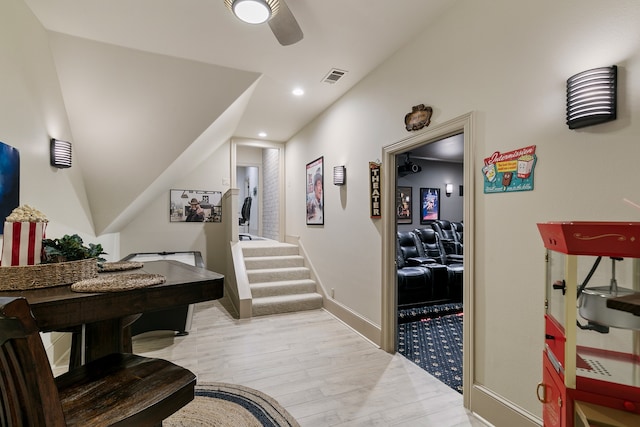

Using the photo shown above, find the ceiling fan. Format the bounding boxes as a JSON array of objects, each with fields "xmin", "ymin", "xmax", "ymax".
[{"xmin": 224, "ymin": 0, "xmax": 304, "ymax": 46}]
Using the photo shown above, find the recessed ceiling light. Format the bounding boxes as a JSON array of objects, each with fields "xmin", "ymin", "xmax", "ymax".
[
  {"xmin": 292, "ymin": 87, "xmax": 304, "ymax": 96},
  {"xmin": 258, "ymin": 132, "xmax": 267, "ymax": 137}
]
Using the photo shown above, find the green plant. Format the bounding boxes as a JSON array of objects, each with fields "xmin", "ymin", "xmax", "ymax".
[{"xmin": 42, "ymin": 234, "xmax": 106, "ymax": 264}]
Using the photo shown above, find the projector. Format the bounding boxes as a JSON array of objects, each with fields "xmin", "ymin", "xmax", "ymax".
[{"xmin": 398, "ymin": 162, "xmax": 422, "ymax": 176}]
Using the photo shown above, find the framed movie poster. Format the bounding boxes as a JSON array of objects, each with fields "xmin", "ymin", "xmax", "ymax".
[
  {"xmin": 170, "ymin": 189, "xmax": 222, "ymax": 222},
  {"xmin": 0, "ymin": 141, "xmax": 20, "ymax": 234},
  {"xmin": 306, "ymin": 156, "xmax": 324, "ymax": 225},
  {"xmin": 396, "ymin": 186, "xmax": 412, "ymax": 224},
  {"xmin": 420, "ymin": 187, "xmax": 440, "ymax": 223}
]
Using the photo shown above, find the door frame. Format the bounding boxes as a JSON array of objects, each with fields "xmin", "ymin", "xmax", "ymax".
[
  {"xmin": 380, "ymin": 112, "xmax": 475, "ymax": 407},
  {"xmin": 231, "ymin": 138, "xmax": 286, "ymax": 242}
]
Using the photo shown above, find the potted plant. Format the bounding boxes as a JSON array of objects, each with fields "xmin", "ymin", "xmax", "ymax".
[{"xmin": 42, "ymin": 234, "xmax": 106, "ymax": 264}]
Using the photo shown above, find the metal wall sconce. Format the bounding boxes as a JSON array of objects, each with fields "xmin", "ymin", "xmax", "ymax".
[
  {"xmin": 333, "ymin": 166, "xmax": 346, "ymax": 186},
  {"xmin": 566, "ymin": 65, "xmax": 617, "ymax": 129},
  {"xmin": 445, "ymin": 183, "xmax": 453, "ymax": 197},
  {"xmin": 50, "ymin": 139, "xmax": 72, "ymax": 168}
]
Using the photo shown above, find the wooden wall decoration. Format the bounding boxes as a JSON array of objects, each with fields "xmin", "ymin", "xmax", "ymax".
[{"xmin": 404, "ymin": 104, "xmax": 433, "ymax": 131}]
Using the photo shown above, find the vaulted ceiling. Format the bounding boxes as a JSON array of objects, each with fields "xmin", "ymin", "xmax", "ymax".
[{"xmin": 24, "ymin": 0, "xmax": 458, "ymax": 234}]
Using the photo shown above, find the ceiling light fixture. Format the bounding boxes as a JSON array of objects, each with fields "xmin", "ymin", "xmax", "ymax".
[
  {"xmin": 258, "ymin": 132, "xmax": 267, "ymax": 137},
  {"xmin": 292, "ymin": 87, "xmax": 304, "ymax": 96},
  {"xmin": 224, "ymin": 0, "xmax": 280, "ymax": 24}
]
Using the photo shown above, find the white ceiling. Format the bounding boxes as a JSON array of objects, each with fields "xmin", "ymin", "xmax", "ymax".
[{"xmin": 24, "ymin": 0, "xmax": 459, "ymax": 233}]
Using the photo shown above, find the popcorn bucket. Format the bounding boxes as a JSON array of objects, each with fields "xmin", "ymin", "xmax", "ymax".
[{"xmin": 1, "ymin": 221, "xmax": 47, "ymax": 266}]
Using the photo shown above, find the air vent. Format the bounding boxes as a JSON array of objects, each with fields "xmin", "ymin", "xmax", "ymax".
[{"xmin": 323, "ymin": 68, "xmax": 347, "ymax": 84}]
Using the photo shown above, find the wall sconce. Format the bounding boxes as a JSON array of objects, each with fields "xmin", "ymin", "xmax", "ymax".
[
  {"xmin": 50, "ymin": 139, "xmax": 72, "ymax": 168},
  {"xmin": 445, "ymin": 183, "xmax": 453, "ymax": 197},
  {"xmin": 333, "ymin": 166, "xmax": 346, "ymax": 186},
  {"xmin": 566, "ymin": 65, "xmax": 617, "ymax": 129}
]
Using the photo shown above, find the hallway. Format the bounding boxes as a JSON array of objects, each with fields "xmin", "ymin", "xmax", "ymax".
[{"xmin": 131, "ymin": 297, "xmax": 488, "ymax": 426}]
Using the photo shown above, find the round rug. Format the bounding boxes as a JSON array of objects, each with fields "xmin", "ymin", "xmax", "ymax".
[{"xmin": 164, "ymin": 383, "xmax": 299, "ymax": 427}]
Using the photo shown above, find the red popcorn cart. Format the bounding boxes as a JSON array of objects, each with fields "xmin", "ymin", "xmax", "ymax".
[{"xmin": 537, "ymin": 222, "xmax": 640, "ymax": 427}]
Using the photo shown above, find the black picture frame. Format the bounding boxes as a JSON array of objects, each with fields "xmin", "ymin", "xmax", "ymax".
[
  {"xmin": 396, "ymin": 186, "xmax": 412, "ymax": 224},
  {"xmin": 306, "ymin": 156, "xmax": 324, "ymax": 225},
  {"xmin": 170, "ymin": 189, "xmax": 222, "ymax": 223},
  {"xmin": 420, "ymin": 187, "xmax": 440, "ymax": 224}
]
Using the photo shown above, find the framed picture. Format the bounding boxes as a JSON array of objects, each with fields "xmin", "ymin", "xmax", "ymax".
[
  {"xmin": 420, "ymin": 187, "xmax": 440, "ymax": 223},
  {"xmin": 0, "ymin": 141, "xmax": 20, "ymax": 234},
  {"xmin": 306, "ymin": 156, "xmax": 324, "ymax": 225},
  {"xmin": 170, "ymin": 189, "xmax": 222, "ymax": 222},
  {"xmin": 396, "ymin": 186, "xmax": 412, "ymax": 224}
]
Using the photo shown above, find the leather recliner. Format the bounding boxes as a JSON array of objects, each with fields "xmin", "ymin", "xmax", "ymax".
[
  {"xmin": 452, "ymin": 221, "xmax": 463, "ymax": 246},
  {"xmin": 397, "ymin": 231, "xmax": 450, "ymax": 302},
  {"xmin": 413, "ymin": 227, "xmax": 463, "ymax": 302},
  {"xmin": 432, "ymin": 219, "xmax": 463, "ymax": 256},
  {"xmin": 396, "ymin": 244, "xmax": 433, "ymax": 306}
]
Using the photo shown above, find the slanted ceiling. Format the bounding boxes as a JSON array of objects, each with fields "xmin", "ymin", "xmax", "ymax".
[{"xmin": 48, "ymin": 32, "xmax": 261, "ymax": 234}]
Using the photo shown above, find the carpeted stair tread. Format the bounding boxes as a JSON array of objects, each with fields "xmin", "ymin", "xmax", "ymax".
[
  {"xmin": 250, "ymin": 279, "xmax": 317, "ymax": 298},
  {"xmin": 244, "ymin": 255, "xmax": 305, "ymax": 270},
  {"xmin": 242, "ymin": 243, "xmax": 299, "ymax": 258},
  {"xmin": 247, "ymin": 266, "xmax": 310, "ymax": 283},
  {"xmin": 252, "ymin": 293, "xmax": 323, "ymax": 316}
]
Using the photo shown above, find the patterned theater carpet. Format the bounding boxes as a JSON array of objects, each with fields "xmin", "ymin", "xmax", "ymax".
[
  {"xmin": 398, "ymin": 302, "xmax": 463, "ymax": 324},
  {"xmin": 398, "ymin": 312, "xmax": 464, "ymax": 394},
  {"xmin": 164, "ymin": 383, "xmax": 300, "ymax": 427}
]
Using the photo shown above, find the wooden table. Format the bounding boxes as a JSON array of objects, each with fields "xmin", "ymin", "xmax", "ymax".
[{"xmin": 0, "ymin": 260, "xmax": 224, "ymax": 363}]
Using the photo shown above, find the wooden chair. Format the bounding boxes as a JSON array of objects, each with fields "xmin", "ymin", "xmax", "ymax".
[{"xmin": 0, "ymin": 296, "xmax": 196, "ymax": 426}]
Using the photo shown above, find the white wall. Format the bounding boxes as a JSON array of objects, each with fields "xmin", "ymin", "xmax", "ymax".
[
  {"xmin": 285, "ymin": 0, "xmax": 640, "ymax": 420},
  {"xmin": 119, "ymin": 141, "xmax": 231, "ymax": 267}
]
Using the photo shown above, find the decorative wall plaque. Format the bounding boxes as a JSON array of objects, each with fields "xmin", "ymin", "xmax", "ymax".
[
  {"xmin": 404, "ymin": 104, "xmax": 433, "ymax": 131},
  {"xmin": 369, "ymin": 162, "xmax": 381, "ymax": 218}
]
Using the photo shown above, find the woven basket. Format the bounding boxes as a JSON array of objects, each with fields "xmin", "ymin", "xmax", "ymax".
[{"xmin": 0, "ymin": 258, "xmax": 98, "ymax": 291}]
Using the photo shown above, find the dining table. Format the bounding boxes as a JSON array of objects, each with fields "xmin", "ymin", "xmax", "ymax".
[{"xmin": 0, "ymin": 260, "xmax": 224, "ymax": 364}]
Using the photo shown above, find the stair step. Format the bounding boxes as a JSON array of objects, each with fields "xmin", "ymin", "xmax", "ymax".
[
  {"xmin": 250, "ymin": 279, "xmax": 317, "ymax": 298},
  {"xmin": 242, "ymin": 244, "xmax": 299, "ymax": 258},
  {"xmin": 252, "ymin": 293, "xmax": 323, "ymax": 317},
  {"xmin": 244, "ymin": 255, "xmax": 304, "ymax": 270},
  {"xmin": 247, "ymin": 266, "xmax": 310, "ymax": 283}
]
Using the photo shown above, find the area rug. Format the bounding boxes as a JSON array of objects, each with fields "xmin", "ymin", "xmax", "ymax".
[
  {"xmin": 164, "ymin": 383, "xmax": 300, "ymax": 427},
  {"xmin": 398, "ymin": 312, "xmax": 464, "ymax": 394}
]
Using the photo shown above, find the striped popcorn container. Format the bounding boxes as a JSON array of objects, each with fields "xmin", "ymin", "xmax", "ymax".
[{"xmin": 1, "ymin": 221, "xmax": 47, "ymax": 266}]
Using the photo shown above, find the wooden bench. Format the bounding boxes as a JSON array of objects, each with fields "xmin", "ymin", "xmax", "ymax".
[{"xmin": 0, "ymin": 296, "xmax": 196, "ymax": 426}]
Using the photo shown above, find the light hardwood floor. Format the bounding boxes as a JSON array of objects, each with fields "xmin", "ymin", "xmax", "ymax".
[{"xmin": 126, "ymin": 298, "xmax": 489, "ymax": 426}]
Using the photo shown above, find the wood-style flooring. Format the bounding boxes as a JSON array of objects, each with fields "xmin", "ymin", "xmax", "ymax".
[{"xmin": 57, "ymin": 297, "xmax": 490, "ymax": 426}]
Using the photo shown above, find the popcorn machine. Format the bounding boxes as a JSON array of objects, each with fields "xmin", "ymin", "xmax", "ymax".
[{"xmin": 537, "ymin": 222, "xmax": 640, "ymax": 427}]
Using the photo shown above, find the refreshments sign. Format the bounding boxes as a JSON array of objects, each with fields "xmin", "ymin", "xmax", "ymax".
[{"xmin": 483, "ymin": 145, "xmax": 537, "ymax": 193}]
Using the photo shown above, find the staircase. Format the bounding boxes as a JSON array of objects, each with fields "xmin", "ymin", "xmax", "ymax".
[{"xmin": 241, "ymin": 240, "xmax": 323, "ymax": 316}]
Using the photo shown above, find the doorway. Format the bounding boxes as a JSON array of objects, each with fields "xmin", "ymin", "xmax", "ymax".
[
  {"xmin": 381, "ymin": 112, "xmax": 475, "ymax": 407},
  {"xmin": 395, "ymin": 134, "xmax": 464, "ymax": 393},
  {"xmin": 231, "ymin": 139, "xmax": 286, "ymax": 242},
  {"xmin": 237, "ymin": 165, "xmax": 259, "ymax": 236}
]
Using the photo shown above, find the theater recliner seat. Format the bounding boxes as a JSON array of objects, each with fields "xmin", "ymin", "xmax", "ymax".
[
  {"xmin": 413, "ymin": 227, "xmax": 464, "ymax": 303},
  {"xmin": 396, "ymin": 244, "xmax": 433, "ymax": 306},
  {"xmin": 432, "ymin": 219, "xmax": 463, "ymax": 256},
  {"xmin": 397, "ymin": 231, "xmax": 450, "ymax": 304}
]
